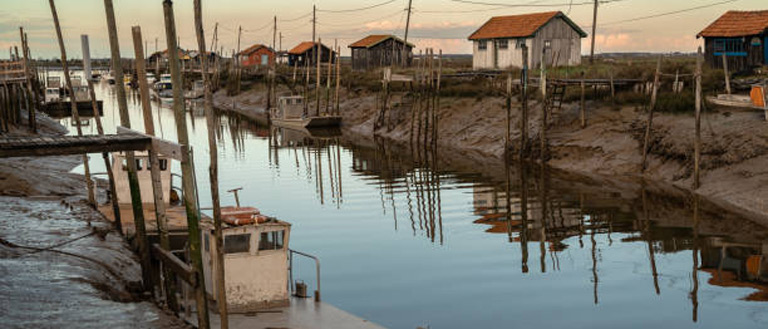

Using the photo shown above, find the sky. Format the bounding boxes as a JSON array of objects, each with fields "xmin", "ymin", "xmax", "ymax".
[{"xmin": 0, "ymin": 0, "xmax": 766, "ymax": 59}]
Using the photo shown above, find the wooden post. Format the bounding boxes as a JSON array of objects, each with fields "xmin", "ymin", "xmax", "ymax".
[
  {"xmin": 673, "ymin": 69, "xmax": 680, "ymax": 94},
  {"xmin": 304, "ymin": 52, "xmax": 310, "ymax": 114},
  {"xmin": 505, "ymin": 71, "xmax": 512, "ymax": 155},
  {"xmin": 103, "ymin": 0, "xmax": 152, "ymax": 290},
  {"xmin": 435, "ymin": 49, "xmax": 442, "ymax": 146},
  {"xmin": 20, "ymin": 27, "xmax": 36, "ymax": 133},
  {"xmin": 163, "ymin": 1, "xmax": 210, "ymax": 327},
  {"xmin": 46, "ymin": 0, "xmax": 96, "ymax": 207},
  {"xmin": 325, "ymin": 40, "xmax": 334, "ymax": 114},
  {"xmin": 521, "ymin": 45, "xmax": 529, "ymax": 159},
  {"xmin": 541, "ymin": 47, "xmax": 547, "ymax": 99},
  {"xmin": 235, "ymin": 25, "xmax": 242, "ymax": 95},
  {"xmin": 335, "ymin": 46, "xmax": 341, "ymax": 115},
  {"xmin": 131, "ymin": 25, "xmax": 178, "ymax": 312},
  {"xmin": 721, "ymin": 52, "xmax": 731, "ymax": 95},
  {"xmin": 315, "ymin": 39, "xmax": 321, "ymax": 116},
  {"xmin": 642, "ymin": 56, "xmax": 662, "ymax": 172},
  {"xmin": 609, "ymin": 66, "xmax": 615, "ymax": 104},
  {"xmin": 580, "ymin": 72, "xmax": 586, "ymax": 128},
  {"xmin": 193, "ymin": 1, "xmax": 228, "ymax": 326},
  {"xmin": 589, "ymin": 0, "xmax": 598, "ymax": 64},
  {"xmin": 694, "ymin": 47, "xmax": 702, "ymax": 190}
]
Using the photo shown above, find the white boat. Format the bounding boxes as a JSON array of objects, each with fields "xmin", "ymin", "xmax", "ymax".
[
  {"xmin": 45, "ymin": 87, "xmax": 61, "ymax": 103},
  {"xmin": 104, "ymin": 72, "xmax": 116, "ymax": 85},
  {"xmin": 270, "ymin": 96, "xmax": 341, "ymax": 129},
  {"xmin": 153, "ymin": 81, "xmax": 173, "ymax": 100},
  {"xmin": 146, "ymin": 72, "xmax": 157, "ymax": 84}
]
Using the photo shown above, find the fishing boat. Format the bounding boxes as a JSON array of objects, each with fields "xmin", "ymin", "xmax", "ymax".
[
  {"xmin": 270, "ymin": 95, "xmax": 341, "ymax": 129},
  {"xmin": 153, "ymin": 74, "xmax": 174, "ymax": 101},
  {"xmin": 146, "ymin": 72, "xmax": 157, "ymax": 84},
  {"xmin": 104, "ymin": 72, "xmax": 116, "ymax": 85}
]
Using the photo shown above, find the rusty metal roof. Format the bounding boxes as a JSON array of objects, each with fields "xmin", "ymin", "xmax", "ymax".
[
  {"xmin": 288, "ymin": 42, "xmax": 317, "ymax": 55},
  {"xmin": 239, "ymin": 44, "xmax": 274, "ymax": 56},
  {"xmin": 697, "ymin": 10, "xmax": 768, "ymax": 38},
  {"xmin": 468, "ymin": 11, "xmax": 587, "ymax": 40}
]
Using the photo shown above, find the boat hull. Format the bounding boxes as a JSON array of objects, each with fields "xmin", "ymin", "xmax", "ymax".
[{"xmin": 271, "ymin": 116, "xmax": 341, "ymax": 129}]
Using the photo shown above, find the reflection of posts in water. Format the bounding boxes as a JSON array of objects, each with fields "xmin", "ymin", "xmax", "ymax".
[
  {"xmin": 591, "ymin": 224, "xmax": 599, "ymax": 304},
  {"xmin": 539, "ymin": 163, "xmax": 548, "ymax": 273},
  {"xmin": 405, "ymin": 171, "xmax": 416, "ymax": 235},
  {"xmin": 317, "ymin": 148, "xmax": 324, "ymax": 205},
  {"xmin": 642, "ymin": 185, "xmax": 661, "ymax": 295},
  {"xmin": 326, "ymin": 146, "xmax": 335, "ymax": 201},
  {"xmin": 579, "ymin": 193, "xmax": 585, "ymax": 249},
  {"xmin": 336, "ymin": 139, "xmax": 343, "ymax": 204},
  {"xmin": 691, "ymin": 194, "xmax": 700, "ymax": 323},
  {"xmin": 433, "ymin": 139, "xmax": 443, "ymax": 244},
  {"xmin": 519, "ymin": 159, "xmax": 529, "ymax": 273}
]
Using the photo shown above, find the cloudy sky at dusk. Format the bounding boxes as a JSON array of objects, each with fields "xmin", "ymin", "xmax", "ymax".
[{"xmin": 1, "ymin": 0, "xmax": 765, "ymax": 59}]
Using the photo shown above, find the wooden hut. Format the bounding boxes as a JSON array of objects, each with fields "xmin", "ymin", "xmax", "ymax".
[
  {"xmin": 238, "ymin": 44, "xmax": 276, "ymax": 68},
  {"xmin": 348, "ymin": 35, "xmax": 414, "ymax": 70},
  {"xmin": 468, "ymin": 11, "xmax": 586, "ymax": 70},
  {"xmin": 287, "ymin": 42, "xmax": 336, "ymax": 67},
  {"xmin": 697, "ymin": 10, "xmax": 768, "ymax": 72}
]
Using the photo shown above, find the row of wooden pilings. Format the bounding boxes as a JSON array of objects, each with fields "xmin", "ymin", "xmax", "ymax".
[
  {"xmin": 42, "ymin": 0, "xmax": 223, "ymax": 328},
  {"xmin": 1, "ymin": 27, "xmax": 41, "ymax": 135},
  {"xmin": 504, "ymin": 45, "xmax": 707, "ymax": 191}
]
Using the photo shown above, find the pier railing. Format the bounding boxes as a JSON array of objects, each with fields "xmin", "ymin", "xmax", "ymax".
[{"xmin": 289, "ymin": 249, "xmax": 321, "ymax": 301}]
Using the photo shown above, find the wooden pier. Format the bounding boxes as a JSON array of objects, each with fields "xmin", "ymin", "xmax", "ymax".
[{"xmin": 0, "ymin": 132, "xmax": 152, "ymax": 158}]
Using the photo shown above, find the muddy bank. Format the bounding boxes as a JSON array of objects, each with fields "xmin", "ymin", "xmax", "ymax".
[
  {"xmin": 214, "ymin": 85, "xmax": 768, "ymax": 228},
  {"xmin": 0, "ymin": 116, "xmax": 187, "ymax": 328}
]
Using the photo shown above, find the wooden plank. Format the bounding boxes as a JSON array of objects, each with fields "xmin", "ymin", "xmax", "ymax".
[
  {"xmin": 0, "ymin": 134, "xmax": 152, "ymax": 158},
  {"xmin": 151, "ymin": 243, "xmax": 197, "ymax": 287}
]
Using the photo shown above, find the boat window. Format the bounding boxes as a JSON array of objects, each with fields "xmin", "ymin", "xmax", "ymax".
[
  {"xmin": 224, "ymin": 233, "xmax": 251, "ymax": 254},
  {"xmin": 135, "ymin": 159, "xmax": 143, "ymax": 170},
  {"xmin": 259, "ymin": 230, "xmax": 284, "ymax": 251},
  {"xmin": 121, "ymin": 159, "xmax": 128, "ymax": 171},
  {"xmin": 145, "ymin": 159, "xmax": 168, "ymax": 171}
]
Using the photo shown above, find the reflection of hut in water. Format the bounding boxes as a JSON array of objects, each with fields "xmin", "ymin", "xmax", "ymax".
[{"xmin": 699, "ymin": 239, "xmax": 768, "ymax": 301}]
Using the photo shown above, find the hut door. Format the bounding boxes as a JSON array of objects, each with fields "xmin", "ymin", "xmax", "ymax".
[
  {"xmin": 493, "ymin": 40, "xmax": 499, "ymax": 69},
  {"xmin": 261, "ymin": 54, "xmax": 269, "ymax": 66},
  {"xmin": 764, "ymin": 37, "xmax": 768, "ymax": 64}
]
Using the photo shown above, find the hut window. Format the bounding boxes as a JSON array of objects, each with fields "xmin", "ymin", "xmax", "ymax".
[
  {"xmin": 478, "ymin": 40, "xmax": 487, "ymax": 51},
  {"xmin": 147, "ymin": 159, "xmax": 169, "ymax": 171},
  {"xmin": 497, "ymin": 40, "xmax": 508, "ymax": 50},
  {"xmin": 121, "ymin": 159, "xmax": 128, "ymax": 171},
  {"xmin": 544, "ymin": 40, "xmax": 552, "ymax": 49},
  {"xmin": 714, "ymin": 38, "xmax": 746, "ymax": 56},
  {"xmin": 259, "ymin": 230, "xmax": 285, "ymax": 251},
  {"xmin": 135, "ymin": 159, "xmax": 143, "ymax": 170},
  {"xmin": 516, "ymin": 39, "xmax": 526, "ymax": 49},
  {"xmin": 224, "ymin": 233, "xmax": 251, "ymax": 254}
]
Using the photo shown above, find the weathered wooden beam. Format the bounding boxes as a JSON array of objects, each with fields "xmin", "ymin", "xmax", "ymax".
[
  {"xmin": 151, "ymin": 244, "xmax": 197, "ymax": 287},
  {"xmin": 0, "ymin": 135, "xmax": 152, "ymax": 158}
]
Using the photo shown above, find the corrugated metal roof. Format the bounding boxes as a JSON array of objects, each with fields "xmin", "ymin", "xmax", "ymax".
[
  {"xmin": 468, "ymin": 11, "xmax": 587, "ymax": 40},
  {"xmin": 698, "ymin": 10, "xmax": 768, "ymax": 38}
]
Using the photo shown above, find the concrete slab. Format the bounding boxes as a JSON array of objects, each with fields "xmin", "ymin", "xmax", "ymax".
[{"xmin": 184, "ymin": 297, "xmax": 385, "ymax": 329}]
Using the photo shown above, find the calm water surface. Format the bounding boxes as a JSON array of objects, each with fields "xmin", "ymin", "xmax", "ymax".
[{"xmin": 61, "ymin": 80, "xmax": 768, "ymax": 329}]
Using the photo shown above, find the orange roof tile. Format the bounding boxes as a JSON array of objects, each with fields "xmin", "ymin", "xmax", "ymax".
[
  {"xmin": 697, "ymin": 10, "xmax": 768, "ymax": 38},
  {"xmin": 468, "ymin": 11, "xmax": 586, "ymax": 40},
  {"xmin": 288, "ymin": 42, "xmax": 317, "ymax": 55},
  {"xmin": 349, "ymin": 35, "xmax": 415, "ymax": 48},
  {"xmin": 239, "ymin": 44, "xmax": 273, "ymax": 56}
]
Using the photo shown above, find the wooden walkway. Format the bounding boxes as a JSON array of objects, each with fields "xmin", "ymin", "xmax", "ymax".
[{"xmin": 0, "ymin": 133, "xmax": 152, "ymax": 158}]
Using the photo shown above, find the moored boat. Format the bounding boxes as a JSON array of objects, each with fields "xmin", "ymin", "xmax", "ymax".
[{"xmin": 270, "ymin": 95, "xmax": 341, "ymax": 129}]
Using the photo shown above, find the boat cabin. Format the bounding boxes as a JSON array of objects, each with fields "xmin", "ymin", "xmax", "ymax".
[
  {"xmin": 45, "ymin": 88, "xmax": 60, "ymax": 103},
  {"xmin": 272, "ymin": 96, "xmax": 305, "ymax": 121},
  {"xmin": 201, "ymin": 216, "xmax": 292, "ymax": 312},
  {"xmin": 111, "ymin": 152, "xmax": 172, "ymax": 205}
]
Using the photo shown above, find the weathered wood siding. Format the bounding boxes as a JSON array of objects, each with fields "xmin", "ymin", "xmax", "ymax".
[
  {"xmin": 704, "ymin": 35, "xmax": 766, "ymax": 72},
  {"xmin": 288, "ymin": 46, "xmax": 336, "ymax": 67},
  {"xmin": 351, "ymin": 39, "xmax": 413, "ymax": 70},
  {"xmin": 472, "ymin": 16, "xmax": 582, "ymax": 70}
]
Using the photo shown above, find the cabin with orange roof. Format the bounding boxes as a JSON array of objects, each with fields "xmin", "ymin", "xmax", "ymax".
[
  {"xmin": 468, "ymin": 11, "xmax": 586, "ymax": 70},
  {"xmin": 348, "ymin": 34, "xmax": 414, "ymax": 70},
  {"xmin": 287, "ymin": 41, "xmax": 336, "ymax": 67},
  {"xmin": 238, "ymin": 44, "xmax": 276, "ymax": 68},
  {"xmin": 697, "ymin": 10, "xmax": 768, "ymax": 72}
]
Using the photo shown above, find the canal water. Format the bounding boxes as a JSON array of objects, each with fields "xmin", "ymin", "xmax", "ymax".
[{"xmin": 61, "ymin": 80, "xmax": 768, "ymax": 328}]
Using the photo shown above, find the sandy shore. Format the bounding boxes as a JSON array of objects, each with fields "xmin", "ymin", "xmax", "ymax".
[
  {"xmin": 0, "ymin": 115, "xmax": 187, "ymax": 328},
  {"xmin": 213, "ymin": 86, "xmax": 768, "ymax": 228}
]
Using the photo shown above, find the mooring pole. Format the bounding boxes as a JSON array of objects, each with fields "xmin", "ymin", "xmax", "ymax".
[
  {"xmin": 335, "ymin": 46, "xmax": 341, "ymax": 115},
  {"xmin": 325, "ymin": 40, "xmax": 334, "ymax": 115},
  {"xmin": 131, "ymin": 25, "xmax": 178, "ymax": 312},
  {"xmin": 194, "ymin": 0, "xmax": 228, "ymax": 326},
  {"xmin": 19, "ymin": 27, "xmax": 36, "ymax": 133},
  {"xmin": 102, "ymin": 0, "xmax": 151, "ymax": 291},
  {"xmin": 580, "ymin": 71, "xmax": 586, "ymax": 128},
  {"xmin": 47, "ymin": 0, "xmax": 96, "ymax": 209},
  {"xmin": 642, "ymin": 56, "xmax": 662, "ymax": 172},
  {"xmin": 694, "ymin": 47, "xmax": 702, "ymax": 190},
  {"xmin": 163, "ymin": 1, "xmax": 210, "ymax": 327},
  {"xmin": 315, "ymin": 39, "xmax": 322, "ymax": 116},
  {"xmin": 721, "ymin": 53, "xmax": 731, "ymax": 95},
  {"xmin": 521, "ymin": 44, "xmax": 529, "ymax": 159}
]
